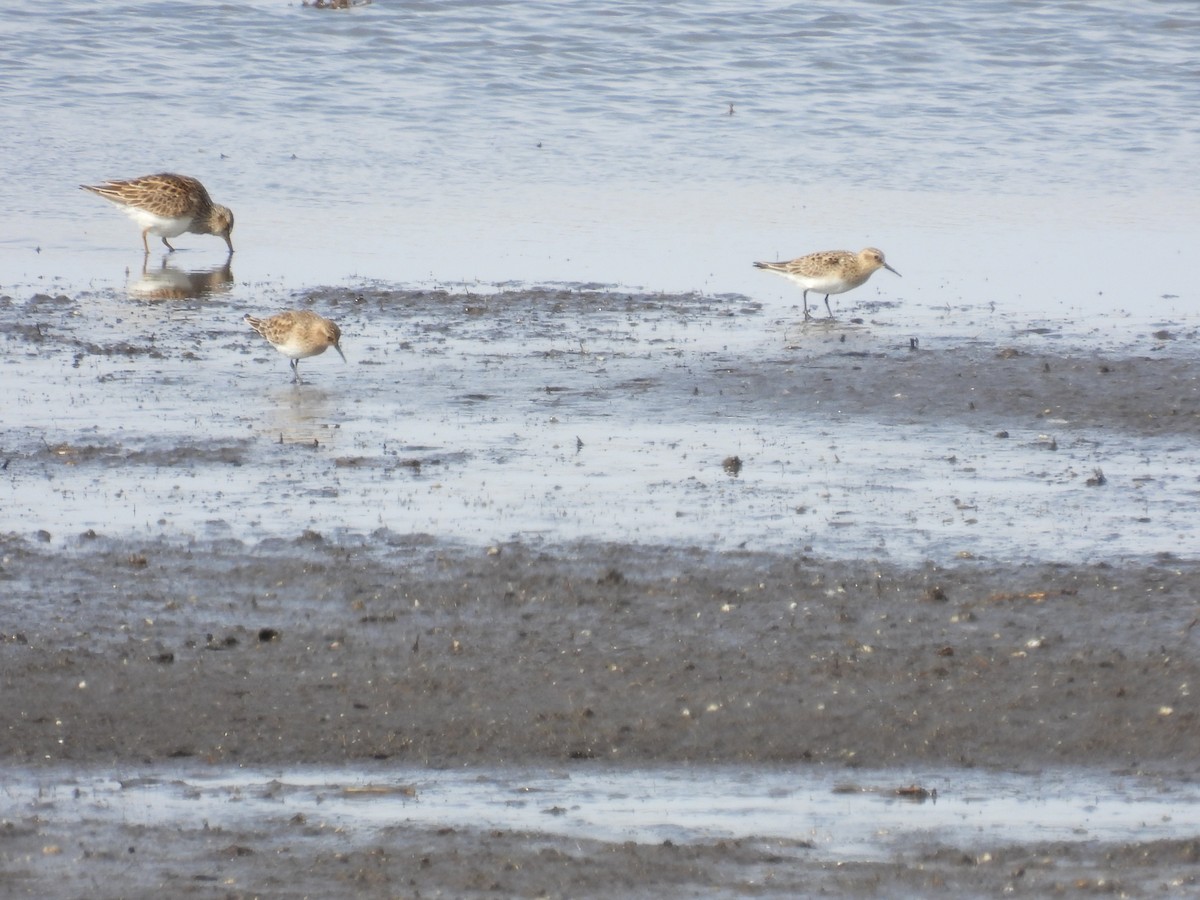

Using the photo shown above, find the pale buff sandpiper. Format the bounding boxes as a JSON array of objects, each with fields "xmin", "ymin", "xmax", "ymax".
[
  {"xmin": 81, "ymin": 173, "xmax": 235, "ymax": 254},
  {"xmin": 244, "ymin": 310, "xmax": 346, "ymax": 383},
  {"xmin": 754, "ymin": 247, "xmax": 900, "ymax": 320}
]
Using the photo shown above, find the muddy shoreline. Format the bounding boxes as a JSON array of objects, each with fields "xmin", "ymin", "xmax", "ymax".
[
  {"xmin": 3, "ymin": 283, "xmax": 1200, "ymax": 895},
  {"xmin": 2, "ymin": 535, "xmax": 1199, "ymax": 896},
  {"xmin": 1, "ymin": 535, "xmax": 1198, "ymax": 772}
]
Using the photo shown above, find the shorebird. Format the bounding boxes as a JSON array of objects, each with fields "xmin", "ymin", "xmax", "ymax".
[
  {"xmin": 754, "ymin": 247, "xmax": 900, "ymax": 319},
  {"xmin": 81, "ymin": 173, "xmax": 234, "ymax": 254},
  {"xmin": 244, "ymin": 310, "xmax": 346, "ymax": 383}
]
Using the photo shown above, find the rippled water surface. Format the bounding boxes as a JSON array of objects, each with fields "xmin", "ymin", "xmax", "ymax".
[
  {"xmin": 2, "ymin": 1, "xmax": 1199, "ymax": 559},
  {"xmin": 3, "ymin": 11, "xmax": 1200, "ymax": 891},
  {"xmin": 3, "ymin": 0, "xmax": 1198, "ymax": 289}
]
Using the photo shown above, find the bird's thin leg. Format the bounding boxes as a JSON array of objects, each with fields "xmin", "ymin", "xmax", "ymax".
[
  {"xmin": 290, "ymin": 359, "xmax": 301, "ymax": 383},
  {"xmin": 824, "ymin": 294, "xmax": 834, "ymax": 318},
  {"xmin": 141, "ymin": 230, "xmax": 151, "ymax": 254},
  {"xmin": 162, "ymin": 236, "xmax": 177, "ymax": 252},
  {"xmin": 802, "ymin": 290, "xmax": 813, "ymax": 321}
]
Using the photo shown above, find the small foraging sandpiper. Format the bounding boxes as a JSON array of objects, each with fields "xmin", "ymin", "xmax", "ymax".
[
  {"xmin": 81, "ymin": 173, "xmax": 234, "ymax": 254},
  {"xmin": 754, "ymin": 247, "xmax": 899, "ymax": 319},
  {"xmin": 244, "ymin": 310, "xmax": 346, "ymax": 383}
]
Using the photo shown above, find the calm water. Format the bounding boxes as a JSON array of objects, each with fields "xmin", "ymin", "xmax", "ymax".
[
  {"xmin": 2, "ymin": 0, "xmax": 1198, "ymax": 292},
  {"xmin": 13, "ymin": 764, "xmax": 1200, "ymax": 859},
  {"xmin": 2, "ymin": 1, "xmax": 1199, "ymax": 558}
]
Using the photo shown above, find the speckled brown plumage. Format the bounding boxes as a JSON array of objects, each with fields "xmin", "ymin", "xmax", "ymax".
[
  {"xmin": 754, "ymin": 247, "xmax": 900, "ymax": 320},
  {"xmin": 245, "ymin": 310, "xmax": 346, "ymax": 383},
  {"xmin": 81, "ymin": 172, "xmax": 234, "ymax": 253}
]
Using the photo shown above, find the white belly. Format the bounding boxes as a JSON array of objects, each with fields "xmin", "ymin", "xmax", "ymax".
[
  {"xmin": 782, "ymin": 270, "xmax": 859, "ymax": 295},
  {"xmin": 126, "ymin": 207, "xmax": 192, "ymax": 239},
  {"xmin": 272, "ymin": 337, "xmax": 329, "ymax": 361}
]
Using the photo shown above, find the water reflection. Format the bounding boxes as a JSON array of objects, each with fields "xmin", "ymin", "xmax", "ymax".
[
  {"xmin": 258, "ymin": 383, "xmax": 343, "ymax": 447},
  {"xmin": 126, "ymin": 255, "xmax": 234, "ymax": 301}
]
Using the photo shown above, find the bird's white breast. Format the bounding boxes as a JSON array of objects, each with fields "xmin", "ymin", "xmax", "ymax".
[
  {"xmin": 124, "ymin": 207, "xmax": 192, "ymax": 239},
  {"xmin": 782, "ymin": 270, "xmax": 856, "ymax": 294}
]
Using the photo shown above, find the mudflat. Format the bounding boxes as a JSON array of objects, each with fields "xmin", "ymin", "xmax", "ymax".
[
  {"xmin": 1, "ymin": 536, "xmax": 1199, "ymax": 896},
  {"xmin": 3, "ymin": 285, "xmax": 1199, "ymax": 896},
  {"xmin": 3, "ymin": 536, "xmax": 1198, "ymax": 771}
]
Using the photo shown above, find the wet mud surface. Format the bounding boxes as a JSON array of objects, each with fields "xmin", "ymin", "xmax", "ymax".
[
  {"xmin": 2, "ymin": 537, "xmax": 1199, "ymax": 896},
  {"xmin": 2, "ymin": 280, "xmax": 1200, "ymax": 895},
  {"xmin": 6, "ymin": 279, "xmax": 1200, "ymax": 562},
  {"xmin": 2, "ymin": 537, "xmax": 1199, "ymax": 771}
]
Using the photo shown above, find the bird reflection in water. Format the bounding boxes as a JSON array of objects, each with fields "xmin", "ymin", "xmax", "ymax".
[
  {"xmin": 264, "ymin": 384, "xmax": 340, "ymax": 447},
  {"xmin": 127, "ymin": 256, "xmax": 234, "ymax": 301}
]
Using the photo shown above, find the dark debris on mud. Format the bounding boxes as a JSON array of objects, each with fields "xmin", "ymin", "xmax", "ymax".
[{"xmin": 1, "ymin": 533, "xmax": 1198, "ymax": 775}]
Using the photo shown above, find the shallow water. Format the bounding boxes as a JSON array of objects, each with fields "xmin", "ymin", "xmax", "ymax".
[
  {"xmin": 12, "ymin": 764, "xmax": 1200, "ymax": 861},
  {"xmin": 1, "ymin": 0, "xmax": 1197, "ymax": 301},
  {"xmin": 3, "ymin": 4, "xmax": 1198, "ymax": 565},
  {"xmin": 4, "ymin": 12, "xmax": 1200, "ymax": 895},
  {"xmin": 4, "ymin": 285, "xmax": 1199, "ymax": 562}
]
